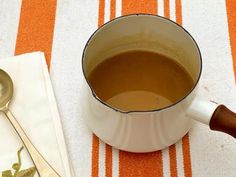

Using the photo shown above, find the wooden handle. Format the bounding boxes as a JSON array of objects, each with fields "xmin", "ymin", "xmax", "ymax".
[{"xmin": 209, "ymin": 105, "xmax": 236, "ymax": 138}]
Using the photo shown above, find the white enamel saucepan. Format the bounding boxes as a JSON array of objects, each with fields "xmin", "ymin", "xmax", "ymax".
[{"xmin": 82, "ymin": 14, "xmax": 236, "ymax": 153}]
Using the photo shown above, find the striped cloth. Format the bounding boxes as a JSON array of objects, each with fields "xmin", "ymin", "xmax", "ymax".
[{"xmin": 1, "ymin": 0, "xmax": 236, "ymax": 176}]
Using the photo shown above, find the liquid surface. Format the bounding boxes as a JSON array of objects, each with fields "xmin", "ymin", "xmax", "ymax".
[{"xmin": 88, "ymin": 50, "xmax": 194, "ymax": 111}]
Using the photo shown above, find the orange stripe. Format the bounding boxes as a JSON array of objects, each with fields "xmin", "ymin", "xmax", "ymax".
[
  {"xmin": 119, "ymin": 1, "xmax": 163, "ymax": 177},
  {"xmin": 175, "ymin": 1, "xmax": 193, "ymax": 176},
  {"xmin": 92, "ymin": 1, "xmax": 105, "ymax": 176},
  {"xmin": 15, "ymin": 0, "xmax": 57, "ymax": 68},
  {"xmin": 164, "ymin": 0, "xmax": 170, "ymax": 19},
  {"xmin": 105, "ymin": 145, "xmax": 112, "ymax": 177},
  {"xmin": 226, "ymin": 0, "xmax": 236, "ymax": 80},
  {"xmin": 182, "ymin": 135, "xmax": 192, "ymax": 177},
  {"xmin": 119, "ymin": 151, "xmax": 163, "ymax": 177},
  {"xmin": 92, "ymin": 135, "xmax": 99, "ymax": 177},
  {"xmin": 110, "ymin": 0, "xmax": 116, "ymax": 20},
  {"xmin": 175, "ymin": 0, "xmax": 182, "ymax": 25},
  {"xmin": 98, "ymin": 0, "xmax": 105, "ymax": 27},
  {"xmin": 122, "ymin": 0, "xmax": 157, "ymax": 15},
  {"xmin": 169, "ymin": 145, "xmax": 178, "ymax": 177}
]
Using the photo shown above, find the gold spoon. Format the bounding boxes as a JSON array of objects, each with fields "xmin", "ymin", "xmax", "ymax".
[{"xmin": 0, "ymin": 69, "xmax": 60, "ymax": 177}]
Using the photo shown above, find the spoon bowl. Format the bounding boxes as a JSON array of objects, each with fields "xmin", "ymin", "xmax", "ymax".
[{"xmin": 0, "ymin": 69, "xmax": 13, "ymax": 110}]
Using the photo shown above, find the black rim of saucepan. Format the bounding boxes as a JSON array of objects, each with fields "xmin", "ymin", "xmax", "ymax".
[{"xmin": 81, "ymin": 13, "xmax": 202, "ymax": 114}]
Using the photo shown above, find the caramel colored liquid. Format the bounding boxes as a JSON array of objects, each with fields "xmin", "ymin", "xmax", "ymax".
[{"xmin": 88, "ymin": 50, "xmax": 194, "ymax": 111}]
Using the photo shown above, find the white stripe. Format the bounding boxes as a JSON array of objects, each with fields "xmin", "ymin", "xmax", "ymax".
[
  {"xmin": 112, "ymin": 148, "xmax": 119, "ymax": 177},
  {"xmin": 176, "ymin": 140, "xmax": 184, "ymax": 177},
  {"xmin": 116, "ymin": 0, "xmax": 122, "ymax": 17},
  {"xmin": 182, "ymin": 0, "xmax": 236, "ymax": 177},
  {"xmin": 169, "ymin": 0, "xmax": 176, "ymax": 21},
  {"xmin": 158, "ymin": 0, "xmax": 164, "ymax": 16},
  {"xmin": 112, "ymin": 3, "xmax": 121, "ymax": 172},
  {"xmin": 104, "ymin": 0, "xmax": 111, "ymax": 22},
  {"xmin": 100, "ymin": 1, "xmax": 109, "ymax": 175},
  {"xmin": 50, "ymin": 1, "xmax": 99, "ymax": 176},
  {"xmin": 0, "ymin": 0, "xmax": 21, "ymax": 58},
  {"xmin": 162, "ymin": 148, "xmax": 170, "ymax": 177},
  {"xmin": 99, "ymin": 141, "xmax": 105, "ymax": 177}
]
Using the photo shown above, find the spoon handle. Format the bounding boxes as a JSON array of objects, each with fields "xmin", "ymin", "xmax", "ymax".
[{"xmin": 4, "ymin": 109, "xmax": 60, "ymax": 177}]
